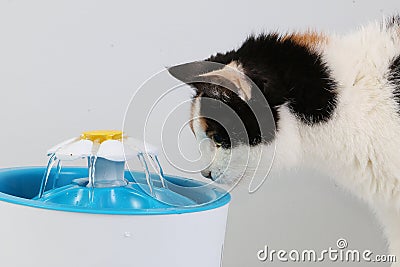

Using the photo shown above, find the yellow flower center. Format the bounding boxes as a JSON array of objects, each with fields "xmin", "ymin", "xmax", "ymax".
[{"xmin": 80, "ymin": 130, "xmax": 123, "ymax": 143}]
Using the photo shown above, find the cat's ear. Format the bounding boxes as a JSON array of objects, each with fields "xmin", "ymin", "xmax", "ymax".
[
  {"xmin": 199, "ymin": 61, "xmax": 253, "ymax": 101},
  {"xmin": 168, "ymin": 61, "xmax": 224, "ymax": 84},
  {"xmin": 168, "ymin": 61, "xmax": 252, "ymax": 101}
]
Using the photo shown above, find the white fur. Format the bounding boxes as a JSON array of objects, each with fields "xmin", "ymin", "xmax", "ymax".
[
  {"xmin": 192, "ymin": 21, "xmax": 400, "ymax": 266},
  {"xmin": 305, "ymin": 23, "xmax": 400, "ymax": 265}
]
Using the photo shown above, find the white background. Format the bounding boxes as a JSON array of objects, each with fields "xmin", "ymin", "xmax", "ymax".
[{"xmin": 0, "ymin": 0, "xmax": 399, "ymax": 266}]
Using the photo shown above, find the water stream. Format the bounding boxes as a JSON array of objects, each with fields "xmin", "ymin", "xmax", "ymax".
[
  {"xmin": 51, "ymin": 160, "xmax": 62, "ymax": 189},
  {"xmin": 149, "ymin": 154, "xmax": 168, "ymax": 189},
  {"xmin": 38, "ymin": 148, "xmax": 168, "ymax": 201},
  {"xmin": 38, "ymin": 153, "xmax": 57, "ymax": 199},
  {"xmin": 137, "ymin": 152, "xmax": 154, "ymax": 195}
]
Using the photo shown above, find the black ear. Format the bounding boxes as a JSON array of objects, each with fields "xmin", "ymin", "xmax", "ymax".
[{"xmin": 167, "ymin": 61, "xmax": 224, "ymax": 83}]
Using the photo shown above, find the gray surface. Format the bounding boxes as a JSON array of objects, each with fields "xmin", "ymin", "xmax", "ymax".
[{"xmin": 0, "ymin": 1, "xmax": 398, "ymax": 266}]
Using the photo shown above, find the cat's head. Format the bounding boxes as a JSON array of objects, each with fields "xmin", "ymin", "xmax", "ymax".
[
  {"xmin": 168, "ymin": 58, "xmax": 278, "ymax": 185},
  {"xmin": 168, "ymin": 34, "xmax": 336, "ymax": 184}
]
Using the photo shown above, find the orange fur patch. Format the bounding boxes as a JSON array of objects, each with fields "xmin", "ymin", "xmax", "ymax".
[
  {"xmin": 190, "ymin": 96, "xmax": 207, "ymax": 134},
  {"xmin": 198, "ymin": 117, "xmax": 207, "ymax": 132},
  {"xmin": 282, "ymin": 31, "xmax": 328, "ymax": 50},
  {"xmin": 189, "ymin": 98, "xmax": 195, "ymax": 133}
]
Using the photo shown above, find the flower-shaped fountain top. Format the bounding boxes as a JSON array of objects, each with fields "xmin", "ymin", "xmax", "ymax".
[
  {"xmin": 47, "ymin": 130, "xmax": 157, "ymax": 161},
  {"xmin": 38, "ymin": 130, "xmax": 166, "ymax": 201}
]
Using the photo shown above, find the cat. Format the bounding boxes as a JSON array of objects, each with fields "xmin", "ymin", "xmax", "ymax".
[{"xmin": 168, "ymin": 16, "xmax": 400, "ymax": 266}]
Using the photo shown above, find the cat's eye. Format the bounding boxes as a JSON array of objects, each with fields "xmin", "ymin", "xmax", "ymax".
[{"xmin": 211, "ymin": 134, "xmax": 223, "ymax": 147}]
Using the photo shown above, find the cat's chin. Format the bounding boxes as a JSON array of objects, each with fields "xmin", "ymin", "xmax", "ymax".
[
  {"xmin": 210, "ymin": 171, "xmax": 248, "ymax": 188},
  {"xmin": 211, "ymin": 175, "xmax": 236, "ymax": 185}
]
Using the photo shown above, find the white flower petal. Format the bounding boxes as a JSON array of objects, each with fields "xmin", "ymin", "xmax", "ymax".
[
  {"xmin": 47, "ymin": 137, "xmax": 79, "ymax": 155},
  {"xmin": 123, "ymin": 137, "xmax": 158, "ymax": 155},
  {"xmin": 97, "ymin": 140, "xmax": 137, "ymax": 161},
  {"xmin": 55, "ymin": 139, "xmax": 93, "ymax": 161}
]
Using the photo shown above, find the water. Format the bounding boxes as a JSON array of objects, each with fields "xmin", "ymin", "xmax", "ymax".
[
  {"xmin": 87, "ymin": 155, "xmax": 98, "ymax": 187},
  {"xmin": 137, "ymin": 153, "xmax": 154, "ymax": 195},
  {"xmin": 52, "ymin": 160, "xmax": 62, "ymax": 189},
  {"xmin": 38, "ymin": 141, "xmax": 169, "ymax": 203},
  {"xmin": 149, "ymin": 155, "xmax": 168, "ymax": 189},
  {"xmin": 38, "ymin": 153, "xmax": 57, "ymax": 199}
]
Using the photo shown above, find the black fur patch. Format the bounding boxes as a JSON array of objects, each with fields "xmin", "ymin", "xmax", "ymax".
[
  {"xmin": 197, "ymin": 85, "xmax": 263, "ymax": 148},
  {"xmin": 386, "ymin": 15, "xmax": 400, "ymax": 28},
  {"xmin": 208, "ymin": 34, "xmax": 337, "ymax": 126},
  {"xmin": 170, "ymin": 33, "xmax": 338, "ymax": 148},
  {"xmin": 389, "ymin": 55, "xmax": 400, "ymax": 105},
  {"xmin": 201, "ymin": 34, "xmax": 337, "ymax": 148}
]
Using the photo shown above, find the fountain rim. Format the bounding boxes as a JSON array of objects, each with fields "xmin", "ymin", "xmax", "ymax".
[{"xmin": 0, "ymin": 167, "xmax": 231, "ymax": 216}]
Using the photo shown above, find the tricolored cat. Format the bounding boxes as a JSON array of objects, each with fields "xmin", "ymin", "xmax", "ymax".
[{"xmin": 169, "ymin": 16, "xmax": 400, "ymax": 265}]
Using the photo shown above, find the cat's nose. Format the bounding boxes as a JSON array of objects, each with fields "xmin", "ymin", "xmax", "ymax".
[{"xmin": 201, "ymin": 170, "xmax": 212, "ymax": 179}]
